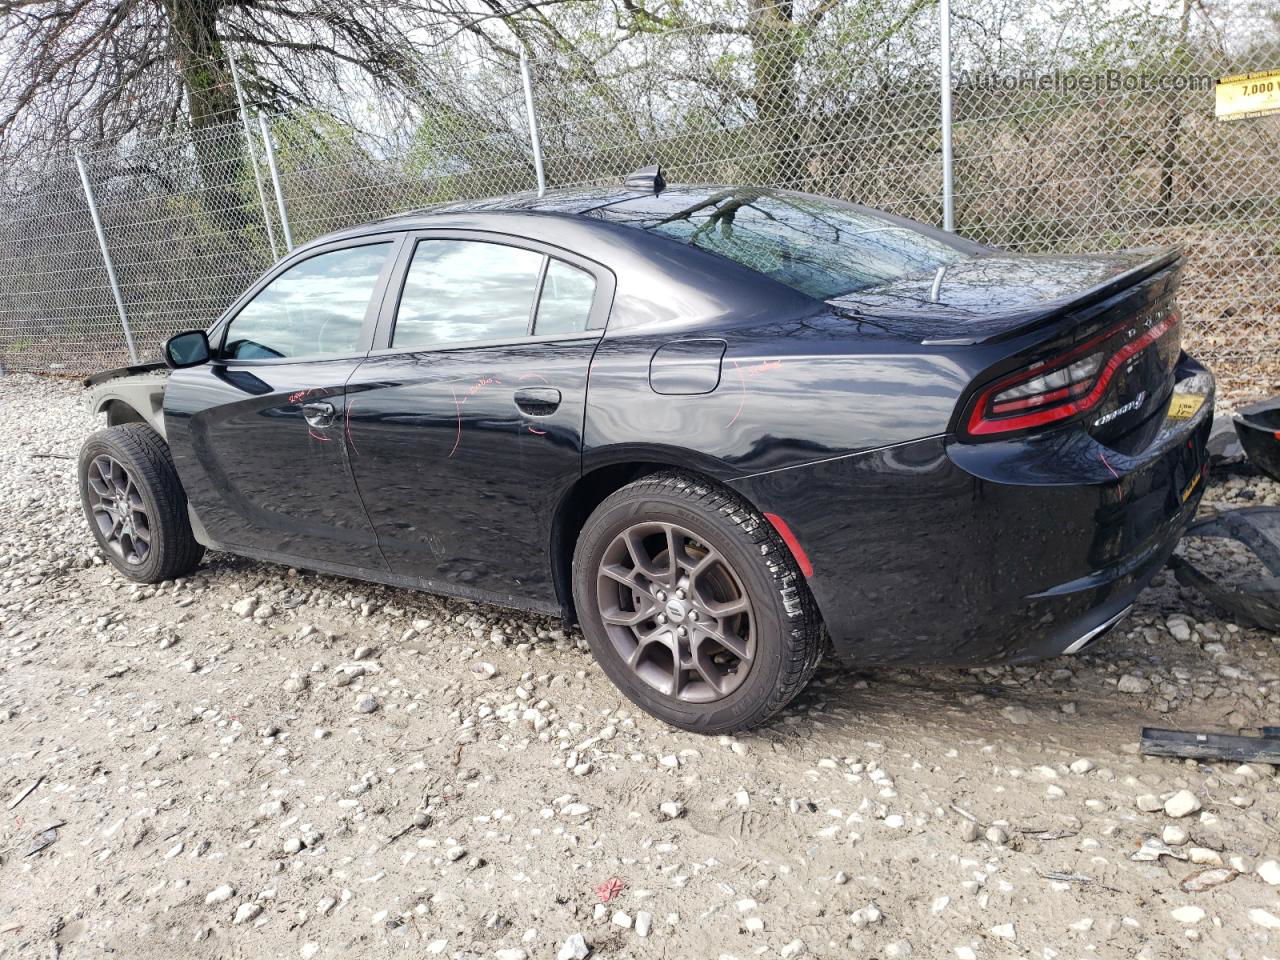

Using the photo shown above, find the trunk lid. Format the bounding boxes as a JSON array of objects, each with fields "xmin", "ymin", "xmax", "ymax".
[
  {"xmin": 832, "ymin": 247, "xmax": 1186, "ymax": 445},
  {"xmin": 827, "ymin": 247, "xmax": 1180, "ymax": 345}
]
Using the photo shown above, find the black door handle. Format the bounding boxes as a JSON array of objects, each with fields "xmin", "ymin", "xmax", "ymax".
[
  {"xmin": 514, "ymin": 387, "xmax": 561, "ymax": 416},
  {"xmin": 302, "ymin": 401, "xmax": 336, "ymax": 427}
]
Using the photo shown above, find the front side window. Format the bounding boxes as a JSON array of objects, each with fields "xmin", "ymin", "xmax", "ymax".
[
  {"xmin": 222, "ymin": 243, "xmax": 391, "ymax": 360},
  {"xmin": 393, "ymin": 240, "xmax": 544, "ymax": 349}
]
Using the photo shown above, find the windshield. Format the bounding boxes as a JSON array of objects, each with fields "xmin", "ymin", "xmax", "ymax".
[{"xmin": 591, "ymin": 188, "xmax": 979, "ymax": 300}]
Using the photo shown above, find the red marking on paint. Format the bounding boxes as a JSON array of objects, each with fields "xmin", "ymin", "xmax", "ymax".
[
  {"xmin": 519, "ymin": 372, "xmax": 551, "ymax": 384},
  {"xmin": 308, "ymin": 428, "xmax": 332, "ymax": 442},
  {"xmin": 746, "ymin": 358, "xmax": 782, "ymax": 377},
  {"xmin": 764, "ymin": 512, "xmax": 814, "ymax": 578},
  {"xmin": 595, "ymin": 877, "xmax": 625, "ymax": 903},
  {"xmin": 345, "ymin": 399, "xmax": 359, "ymax": 455},
  {"xmin": 527, "ymin": 426, "xmax": 547, "ymax": 436},
  {"xmin": 1099, "ymin": 451, "xmax": 1119, "ymax": 480},
  {"xmin": 1274, "ymin": 429, "xmax": 1280, "ymax": 441},
  {"xmin": 288, "ymin": 388, "xmax": 314, "ymax": 405},
  {"xmin": 449, "ymin": 376, "xmax": 502, "ymax": 458},
  {"xmin": 725, "ymin": 359, "xmax": 746, "ymax": 428}
]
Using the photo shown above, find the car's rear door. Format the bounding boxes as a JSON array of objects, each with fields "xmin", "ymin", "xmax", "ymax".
[
  {"xmin": 164, "ymin": 234, "xmax": 404, "ymax": 570},
  {"xmin": 344, "ymin": 230, "xmax": 613, "ymax": 610}
]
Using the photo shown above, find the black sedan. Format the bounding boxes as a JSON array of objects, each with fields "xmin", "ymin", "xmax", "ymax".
[{"xmin": 78, "ymin": 171, "xmax": 1214, "ymax": 733}]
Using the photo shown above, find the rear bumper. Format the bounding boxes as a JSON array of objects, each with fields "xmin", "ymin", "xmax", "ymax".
[{"xmin": 731, "ymin": 356, "xmax": 1214, "ymax": 666}]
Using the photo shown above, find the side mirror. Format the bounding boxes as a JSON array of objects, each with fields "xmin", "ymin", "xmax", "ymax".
[{"xmin": 164, "ymin": 330, "xmax": 211, "ymax": 369}]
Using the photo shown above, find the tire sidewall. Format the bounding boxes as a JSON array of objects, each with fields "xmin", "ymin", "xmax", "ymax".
[
  {"xmin": 573, "ymin": 488, "xmax": 790, "ymax": 732},
  {"xmin": 79, "ymin": 431, "xmax": 171, "ymax": 582}
]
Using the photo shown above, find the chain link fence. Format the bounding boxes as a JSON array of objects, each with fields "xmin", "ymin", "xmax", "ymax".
[{"xmin": 0, "ymin": 2, "xmax": 1277, "ymax": 399}]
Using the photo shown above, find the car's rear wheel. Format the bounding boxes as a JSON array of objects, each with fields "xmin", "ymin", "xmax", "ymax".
[
  {"xmin": 78, "ymin": 424, "xmax": 204, "ymax": 583},
  {"xmin": 572, "ymin": 471, "xmax": 823, "ymax": 733}
]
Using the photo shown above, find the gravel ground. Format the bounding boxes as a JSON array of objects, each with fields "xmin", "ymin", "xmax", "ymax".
[{"xmin": 1, "ymin": 373, "xmax": 1279, "ymax": 960}]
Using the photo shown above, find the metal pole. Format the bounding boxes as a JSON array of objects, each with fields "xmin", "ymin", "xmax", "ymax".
[
  {"xmin": 939, "ymin": 0, "xmax": 955, "ymax": 232},
  {"xmin": 229, "ymin": 54, "xmax": 280, "ymax": 259},
  {"xmin": 519, "ymin": 49, "xmax": 547, "ymax": 197},
  {"xmin": 75, "ymin": 151, "xmax": 138, "ymax": 364},
  {"xmin": 258, "ymin": 114, "xmax": 293, "ymax": 251}
]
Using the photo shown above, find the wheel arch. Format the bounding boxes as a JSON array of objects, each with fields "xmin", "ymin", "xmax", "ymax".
[{"xmin": 550, "ymin": 449, "xmax": 768, "ymax": 623}]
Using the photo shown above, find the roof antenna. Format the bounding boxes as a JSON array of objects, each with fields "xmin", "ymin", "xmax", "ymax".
[{"xmin": 623, "ymin": 164, "xmax": 666, "ymax": 195}]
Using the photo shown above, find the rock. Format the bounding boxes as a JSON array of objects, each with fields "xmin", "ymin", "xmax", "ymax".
[
  {"xmin": 612, "ymin": 911, "xmax": 631, "ymax": 929},
  {"xmin": 1180, "ymin": 867, "xmax": 1238, "ymax": 893},
  {"xmin": 1167, "ymin": 618, "xmax": 1192, "ymax": 642},
  {"xmin": 1069, "ymin": 758, "xmax": 1094, "ymax": 774},
  {"xmin": 470, "ymin": 661, "xmax": 497, "ymax": 680},
  {"xmin": 780, "ymin": 939, "xmax": 805, "ymax": 958},
  {"xmin": 1118, "ymin": 674, "xmax": 1151, "ymax": 694},
  {"xmin": 232, "ymin": 596, "xmax": 257, "ymax": 618},
  {"xmin": 658, "ymin": 801, "xmax": 685, "ymax": 820},
  {"xmin": 1187, "ymin": 847, "xmax": 1222, "ymax": 866},
  {"xmin": 850, "ymin": 906, "xmax": 882, "ymax": 927},
  {"xmin": 990, "ymin": 923, "xmax": 1015, "ymax": 941},
  {"xmin": 1249, "ymin": 908, "xmax": 1280, "ymax": 930},
  {"xmin": 556, "ymin": 934, "xmax": 590, "ymax": 960},
  {"xmin": 494, "ymin": 950, "xmax": 527, "ymax": 960},
  {"xmin": 300, "ymin": 944, "xmax": 319, "ymax": 959},
  {"xmin": 985, "ymin": 826, "xmax": 1007, "ymax": 845},
  {"xmin": 884, "ymin": 940, "xmax": 913, "ymax": 958},
  {"xmin": 205, "ymin": 884, "xmax": 235, "ymax": 905},
  {"xmin": 1000, "ymin": 705, "xmax": 1032, "ymax": 725},
  {"xmin": 1164, "ymin": 790, "xmax": 1201, "ymax": 818},
  {"xmin": 1161, "ymin": 824, "xmax": 1188, "ymax": 845},
  {"xmin": 354, "ymin": 694, "xmax": 379, "ymax": 714},
  {"xmin": 562, "ymin": 803, "xmax": 592, "ymax": 817},
  {"xmin": 959, "ymin": 820, "xmax": 980, "ymax": 843},
  {"xmin": 234, "ymin": 902, "xmax": 262, "ymax": 925},
  {"xmin": 1257, "ymin": 860, "xmax": 1280, "ymax": 885},
  {"xmin": 1135, "ymin": 794, "xmax": 1163, "ymax": 812},
  {"xmin": 635, "ymin": 911, "xmax": 652, "ymax": 937},
  {"xmin": 1170, "ymin": 906, "xmax": 1205, "ymax": 924}
]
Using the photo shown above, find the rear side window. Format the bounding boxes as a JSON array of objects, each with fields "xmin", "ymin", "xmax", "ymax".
[
  {"xmin": 393, "ymin": 240, "xmax": 543, "ymax": 348},
  {"xmin": 223, "ymin": 243, "xmax": 391, "ymax": 359},
  {"xmin": 593, "ymin": 188, "xmax": 976, "ymax": 300},
  {"xmin": 535, "ymin": 259, "xmax": 595, "ymax": 335},
  {"xmin": 392, "ymin": 239, "xmax": 598, "ymax": 348}
]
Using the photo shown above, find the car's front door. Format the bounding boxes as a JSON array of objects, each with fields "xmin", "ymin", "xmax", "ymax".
[
  {"xmin": 344, "ymin": 232, "xmax": 613, "ymax": 609},
  {"xmin": 165, "ymin": 235, "xmax": 402, "ymax": 570}
]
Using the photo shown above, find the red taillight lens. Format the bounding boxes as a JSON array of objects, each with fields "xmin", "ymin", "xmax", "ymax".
[{"xmin": 964, "ymin": 310, "xmax": 1178, "ymax": 438}]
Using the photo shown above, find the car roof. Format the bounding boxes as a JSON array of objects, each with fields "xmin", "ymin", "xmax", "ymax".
[{"xmin": 311, "ymin": 183, "xmax": 741, "ymax": 243}]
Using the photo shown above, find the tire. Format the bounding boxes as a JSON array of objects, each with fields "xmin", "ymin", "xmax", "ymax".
[
  {"xmin": 572, "ymin": 470, "xmax": 823, "ymax": 734},
  {"xmin": 78, "ymin": 424, "xmax": 205, "ymax": 583}
]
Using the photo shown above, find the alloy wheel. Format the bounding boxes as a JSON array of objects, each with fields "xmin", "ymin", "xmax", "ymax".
[
  {"xmin": 85, "ymin": 454, "xmax": 151, "ymax": 565},
  {"xmin": 596, "ymin": 521, "xmax": 755, "ymax": 703}
]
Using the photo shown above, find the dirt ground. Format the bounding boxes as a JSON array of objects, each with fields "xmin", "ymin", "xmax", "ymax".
[{"xmin": 1, "ymin": 373, "xmax": 1279, "ymax": 960}]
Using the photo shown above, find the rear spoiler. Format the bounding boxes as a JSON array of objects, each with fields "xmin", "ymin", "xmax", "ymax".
[
  {"xmin": 83, "ymin": 361, "xmax": 166, "ymax": 388},
  {"xmin": 970, "ymin": 246, "xmax": 1182, "ymax": 345}
]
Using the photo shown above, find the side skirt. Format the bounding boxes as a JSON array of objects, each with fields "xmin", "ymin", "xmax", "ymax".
[{"xmin": 197, "ymin": 532, "xmax": 566, "ymax": 620}]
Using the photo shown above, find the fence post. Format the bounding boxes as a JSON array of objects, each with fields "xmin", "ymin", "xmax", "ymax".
[
  {"xmin": 519, "ymin": 50, "xmax": 547, "ymax": 197},
  {"xmin": 229, "ymin": 55, "xmax": 281, "ymax": 260},
  {"xmin": 939, "ymin": 0, "xmax": 955, "ymax": 231},
  {"xmin": 258, "ymin": 114, "xmax": 294, "ymax": 251},
  {"xmin": 75, "ymin": 151, "xmax": 139, "ymax": 364}
]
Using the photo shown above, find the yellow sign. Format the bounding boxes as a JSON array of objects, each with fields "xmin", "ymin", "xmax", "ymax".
[
  {"xmin": 1216, "ymin": 69, "xmax": 1280, "ymax": 121},
  {"xmin": 1168, "ymin": 393, "xmax": 1204, "ymax": 420}
]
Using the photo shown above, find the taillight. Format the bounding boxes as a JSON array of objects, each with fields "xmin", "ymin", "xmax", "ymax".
[{"xmin": 963, "ymin": 310, "xmax": 1178, "ymax": 438}]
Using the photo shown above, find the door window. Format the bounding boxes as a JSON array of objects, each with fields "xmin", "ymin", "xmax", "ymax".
[
  {"xmin": 222, "ymin": 243, "xmax": 392, "ymax": 360},
  {"xmin": 393, "ymin": 240, "xmax": 544, "ymax": 349},
  {"xmin": 534, "ymin": 259, "xmax": 596, "ymax": 335}
]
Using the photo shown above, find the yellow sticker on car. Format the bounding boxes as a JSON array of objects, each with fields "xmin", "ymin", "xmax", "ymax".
[
  {"xmin": 1181, "ymin": 471, "xmax": 1202, "ymax": 503},
  {"xmin": 1168, "ymin": 393, "xmax": 1204, "ymax": 420}
]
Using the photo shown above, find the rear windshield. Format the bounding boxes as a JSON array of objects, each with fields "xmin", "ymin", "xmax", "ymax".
[{"xmin": 591, "ymin": 188, "xmax": 978, "ymax": 300}]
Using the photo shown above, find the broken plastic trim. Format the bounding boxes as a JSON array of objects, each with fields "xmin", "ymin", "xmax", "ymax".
[{"xmin": 1169, "ymin": 506, "xmax": 1280, "ymax": 632}]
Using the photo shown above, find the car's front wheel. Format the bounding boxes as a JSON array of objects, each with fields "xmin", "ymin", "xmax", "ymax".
[
  {"xmin": 572, "ymin": 471, "xmax": 824, "ymax": 733},
  {"xmin": 78, "ymin": 424, "xmax": 204, "ymax": 583}
]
